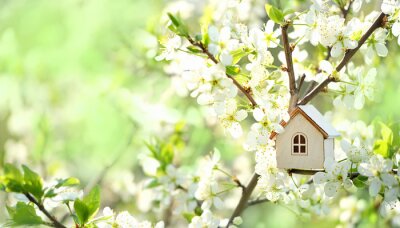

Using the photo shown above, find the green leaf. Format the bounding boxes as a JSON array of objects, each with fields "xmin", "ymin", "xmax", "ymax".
[
  {"xmin": 357, "ymin": 175, "xmax": 369, "ymax": 181},
  {"xmin": 201, "ymin": 25, "xmax": 210, "ymax": 46},
  {"xmin": 374, "ymin": 139, "xmax": 390, "ymax": 158},
  {"xmin": 1, "ymin": 164, "xmax": 24, "ymax": 193},
  {"xmin": 230, "ymin": 48, "xmax": 252, "ymax": 65},
  {"xmin": 73, "ymin": 186, "xmax": 100, "ymax": 226},
  {"xmin": 167, "ymin": 13, "xmax": 180, "ymax": 27},
  {"xmin": 187, "ymin": 46, "xmax": 203, "ymax": 53},
  {"xmin": 353, "ymin": 176, "xmax": 367, "ymax": 188},
  {"xmin": 7, "ymin": 202, "xmax": 43, "ymax": 226},
  {"xmin": 160, "ymin": 143, "xmax": 174, "ymax": 165},
  {"xmin": 380, "ymin": 122, "xmax": 393, "ymax": 145},
  {"xmin": 145, "ymin": 178, "xmax": 161, "ymax": 189},
  {"xmin": 55, "ymin": 177, "xmax": 80, "ymax": 188},
  {"xmin": 166, "ymin": 13, "xmax": 188, "ymax": 37},
  {"xmin": 74, "ymin": 199, "xmax": 89, "ymax": 226},
  {"xmin": 374, "ymin": 122, "xmax": 395, "ymax": 158},
  {"xmin": 183, "ymin": 212, "xmax": 195, "ymax": 222},
  {"xmin": 265, "ymin": 4, "xmax": 284, "ymax": 24},
  {"xmin": 43, "ymin": 189, "xmax": 57, "ymax": 198},
  {"xmin": 22, "ymin": 165, "xmax": 44, "ymax": 200},
  {"xmin": 283, "ymin": 9, "xmax": 295, "ymax": 16},
  {"xmin": 83, "ymin": 186, "xmax": 101, "ymax": 221},
  {"xmin": 226, "ymin": 66, "xmax": 241, "ymax": 76}
]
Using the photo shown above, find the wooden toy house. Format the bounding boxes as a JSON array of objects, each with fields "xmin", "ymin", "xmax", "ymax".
[{"xmin": 270, "ymin": 105, "xmax": 340, "ymax": 170}]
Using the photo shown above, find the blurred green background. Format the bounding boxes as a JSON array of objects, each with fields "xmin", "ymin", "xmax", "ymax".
[{"xmin": 0, "ymin": 0, "xmax": 399, "ymax": 227}]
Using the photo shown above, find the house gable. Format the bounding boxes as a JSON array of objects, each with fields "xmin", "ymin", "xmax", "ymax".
[{"xmin": 270, "ymin": 105, "xmax": 340, "ymax": 140}]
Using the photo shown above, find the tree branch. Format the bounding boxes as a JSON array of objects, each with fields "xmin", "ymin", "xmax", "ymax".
[
  {"xmin": 247, "ymin": 197, "xmax": 270, "ymax": 207},
  {"xmin": 298, "ymin": 12, "xmax": 386, "ymax": 105},
  {"xmin": 24, "ymin": 193, "xmax": 66, "ymax": 228},
  {"xmin": 226, "ymin": 173, "xmax": 259, "ymax": 227},
  {"xmin": 187, "ymin": 37, "xmax": 257, "ymax": 107},
  {"xmin": 297, "ymin": 74, "xmax": 306, "ymax": 93},
  {"xmin": 340, "ymin": 0, "xmax": 354, "ymax": 20},
  {"xmin": 281, "ymin": 23, "xmax": 298, "ymax": 111},
  {"xmin": 183, "ymin": 36, "xmax": 261, "ymax": 227}
]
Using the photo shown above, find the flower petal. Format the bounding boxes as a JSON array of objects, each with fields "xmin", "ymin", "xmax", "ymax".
[
  {"xmin": 325, "ymin": 181, "xmax": 340, "ymax": 197},
  {"xmin": 234, "ymin": 110, "xmax": 248, "ymax": 121},
  {"xmin": 313, "ymin": 172, "xmax": 327, "ymax": 184},
  {"xmin": 375, "ymin": 43, "xmax": 388, "ymax": 57},
  {"xmin": 369, "ymin": 178, "xmax": 382, "ymax": 196}
]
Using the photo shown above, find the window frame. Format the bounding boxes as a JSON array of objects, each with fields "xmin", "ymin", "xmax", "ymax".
[{"xmin": 291, "ymin": 133, "xmax": 308, "ymax": 156}]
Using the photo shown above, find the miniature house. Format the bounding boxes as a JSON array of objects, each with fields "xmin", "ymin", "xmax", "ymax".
[{"xmin": 270, "ymin": 105, "xmax": 340, "ymax": 170}]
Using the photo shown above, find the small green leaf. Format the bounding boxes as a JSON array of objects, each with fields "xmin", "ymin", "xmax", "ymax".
[
  {"xmin": 74, "ymin": 199, "xmax": 89, "ymax": 226},
  {"xmin": 73, "ymin": 186, "xmax": 100, "ymax": 226},
  {"xmin": 380, "ymin": 122, "xmax": 393, "ymax": 145},
  {"xmin": 183, "ymin": 212, "xmax": 195, "ymax": 222},
  {"xmin": 357, "ymin": 175, "xmax": 369, "ymax": 181},
  {"xmin": 226, "ymin": 66, "xmax": 241, "ymax": 76},
  {"xmin": 2, "ymin": 164, "xmax": 24, "ymax": 193},
  {"xmin": 8, "ymin": 202, "xmax": 44, "ymax": 226},
  {"xmin": 160, "ymin": 143, "xmax": 174, "ymax": 165},
  {"xmin": 187, "ymin": 46, "xmax": 203, "ymax": 53},
  {"xmin": 353, "ymin": 176, "xmax": 367, "ymax": 188},
  {"xmin": 55, "ymin": 177, "xmax": 80, "ymax": 188},
  {"xmin": 265, "ymin": 4, "xmax": 284, "ymax": 24},
  {"xmin": 166, "ymin": 13, "xmax": 189, "ymax": 37},
  {"xmin": 146, "ymin": 179, "xmax": 161, "ymax": 189},
  {"xmin": 22, "ymin": 165, "xmax": 44, "ymax": 200},
  {"xmin": 374, "ymin": 140, "xmax": 389, "ymax": 158},
  {"xmin": 83, "ymin": 186, "xmax": 101, "ymax": 221},
  {"xmin": 167, "ymin": 13, "xmax": 180, "ymax": 27},
  {"xmin": 43, "ymin": 189, "xmax": 57, "ymax": 198},
  {"xmin": 230, "ymin": 48, "xmax": 252, "ymax": 65},
  {"xmin": 283, "ymin": 9, "xmax": 295, "ymax": 16},
  {"xmin": 201, "ymin": 25, "xmax": 210, "ymax": 46}
]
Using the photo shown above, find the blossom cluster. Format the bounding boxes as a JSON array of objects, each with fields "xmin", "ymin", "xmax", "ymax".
[{"xmin": 155, "ymin": 0, "xmax": 400, "ymax": 226}]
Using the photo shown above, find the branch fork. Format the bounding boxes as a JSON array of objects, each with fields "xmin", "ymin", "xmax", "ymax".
[{"xmin": 182, "ymin": 12, "xmax": 386, "ymax": 226}]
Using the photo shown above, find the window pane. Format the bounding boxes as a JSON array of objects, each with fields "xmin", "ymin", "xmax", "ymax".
[
  {"xmin": 294, "ymin": 135, "xmax": 299, "ymax": 144},
  {"xmin": 294, "ymin": 146, "xmax": 299, "ymax": 153},
  {"xmin": 300, "ymin": 135, "xmax": 306, "ymax": 144},
  {"xmin": 301, "ymin": 146, "xmax": 306, "ymax": 153}
]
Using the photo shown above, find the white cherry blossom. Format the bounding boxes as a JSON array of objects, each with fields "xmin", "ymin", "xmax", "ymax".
[
  {"xmin": 314, "ymin": 159, "xmax": 353, "ymax": 197},
  {"xmin": 156, "ymin": 35, "xmax": 182, "ymax": 61},
  {"xmin": 218, "ymin": 99, "xmax": 248, "ymax": 138},
  {"xmin": 358, "ymin": 155, "xmax": 395, "ymax": 196}
]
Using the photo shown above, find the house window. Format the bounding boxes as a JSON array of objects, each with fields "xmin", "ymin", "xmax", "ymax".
[{"xmin": 292, "ymin": 133, "xmax": 307, "ymax": 155}]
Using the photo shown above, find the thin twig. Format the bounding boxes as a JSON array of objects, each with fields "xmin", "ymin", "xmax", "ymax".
[
  {"xmin": 297, "ymin": 74, "xmax": 306, "ymax": 93},
  {"xmin": 247, "ymin": 197, "xmax": 270, "ymax": 207},
  {"xmin": 304, "ymin": 81, "xmax": 317, "ymax": 95},
  {"xmin": 341, "ymin": 0, "xmax": 355, "ymax": 20},
  {"xmin": 226, "ymin": 173, "xmax": 259, "ymax": 227},
  {"xmin": 324, "ymin": 46, "xmax": 332, "ymax": 61},
  {"xmin": 298, "ymin": 12, "xmax": 386, "ymax": 105},
  {"xmin": 24, "ymin": 193, "xmax": 66, "ymax": 228},
  {"xmin": 84, "ymin": 135, "xmax": 133, "ymax": 193},
  {"xmin": 281, "ymin": 23, "xmax": 298, "ymax": 111},
  {"xmin": 187, "ymin": 37, "xmax": 257, "ymax": 107},
  {"xmin": 233, "ymin": 176, "xmax": 246, "ymax": 192}
]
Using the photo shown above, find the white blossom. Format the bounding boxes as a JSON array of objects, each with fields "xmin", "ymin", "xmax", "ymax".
[
  {"xmin": 156, "ymin": 35, "xmax": 181, "ymax": 61},
  {"xmin": 314, "ymin": 159, "xmax": 353, "ymax": 197},
  {"xmin": 358, "ymin": 155, "xmax": 395, "ymax": 197}
]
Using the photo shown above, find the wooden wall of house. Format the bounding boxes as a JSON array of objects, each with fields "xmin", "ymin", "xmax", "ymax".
[{"xmin": 276, "ymin": 114, "xmax": 324, "ymax": 170}]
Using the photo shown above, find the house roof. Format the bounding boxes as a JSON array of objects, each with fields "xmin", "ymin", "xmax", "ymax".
[{"xmin": 270, "ymin": 105, "xmax": 340, "ymax": 139}]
